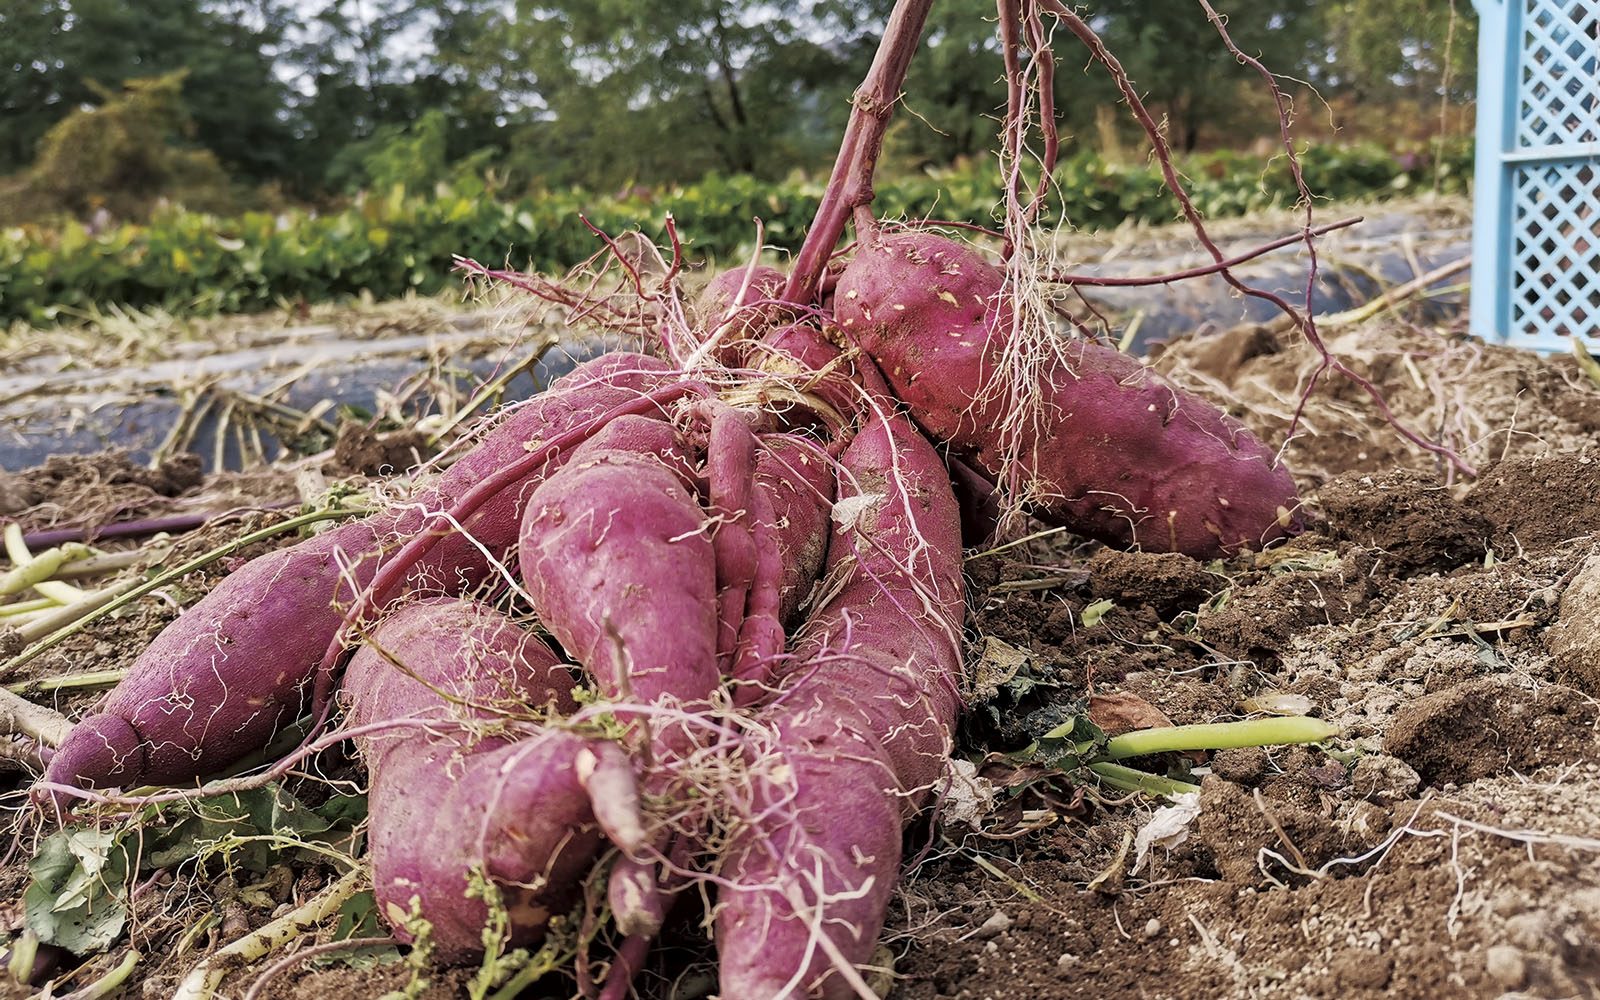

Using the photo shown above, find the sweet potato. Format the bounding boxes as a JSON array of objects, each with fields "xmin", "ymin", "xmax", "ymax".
[
  {"xmin": 716, "ymin": 410, "xmax": 965, "ymax": 999},
  {"xmin": 695, "ymin": 263, "xmax": 788, "ymax": 364},
  {"xmin": 728, "ymin": 434, "xmax": 835, "ymax": 702},
  {"xmin": 518, "ymin": 444, "xmax": 718, "ymax": 714},
  {"xmin": 45, "ymin": 353, "xmax": 676, "ymax": 793},
  {"xmin": 705, "ymin": 404, "xmax": 761, "ymax": 673},
  {"xmin": 343, "ymin": 597, "xmax": 642, "ymax": 961},
  {"xmin": 834, "ymin": 231, "xmax": 1302, "ymax": 557}
]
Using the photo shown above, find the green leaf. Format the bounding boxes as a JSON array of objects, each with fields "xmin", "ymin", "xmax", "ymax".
[
  {"xmin": 1081, "ymin": 599, "xmax": 1115, "ymax": 628},
  {"xmin": 23, "ymin": 829, "xmax": 130, "ymax": 954},
  {"xmin": 315, "ymin": 793, "xmax": 370, "ymax": 827},
  {"xmin": 144, "ymin": 783, "xmax": 333, "ymax": 872}
]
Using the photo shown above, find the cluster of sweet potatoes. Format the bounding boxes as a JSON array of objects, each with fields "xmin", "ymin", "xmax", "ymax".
[{"xmin": 35, "ymin": 222, "xmax": 1300, "ymax": 996}]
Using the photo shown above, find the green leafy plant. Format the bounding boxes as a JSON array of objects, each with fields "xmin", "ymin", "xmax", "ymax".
[
  {"xmin": 1, "ymin": 141, "xmax": 1472, "ymax": 327},
  {"xmin": 22, "ymin": 829, "xmax": 131, "ymax": 954}
]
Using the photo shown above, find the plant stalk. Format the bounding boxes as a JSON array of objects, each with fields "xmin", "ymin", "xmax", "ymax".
[
  {"xmin": 1104, "ymin": 717, "xmax": 1340, "ymax": 760},
  {"xmin": 782, "ymin": 0, "xmax": 933, "ymax": 304}
]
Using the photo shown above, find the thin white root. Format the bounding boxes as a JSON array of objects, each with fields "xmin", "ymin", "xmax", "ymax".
[
  {"xmin": 0, "ymin": 685, "xmax": 71, "ymax": 746},
  {"xmin": 171, "ymin": 867, "xmax": 365, "ymax": 1000}
]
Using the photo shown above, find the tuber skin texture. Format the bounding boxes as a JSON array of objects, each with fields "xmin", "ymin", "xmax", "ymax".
[
  {"xmin": 716, "ymin": 409, "xmax": 965, "ymax": 1000},
  {"xmin": 517, "ymin": 446, "xmax": 719, "ymax": 718},
  {"xmin": 342, "ymin": 598, "xmax": 640, "ymax": 962},
  {"xmin": 834, "ymin": 231, "xmax": 1303, "ymax": 557},
  {"xmin": 696, "ymin": 263, "xmax": 789, "ymax": 365},
  {"xmin": 45, "ymin": 353, "xmax": 674, "ymax": 794},
  {"xmin": 705, "ymin": 404, "xmax": 761, "ymax": 673},
  {"xmin": 728, "ymin": 434, "xmax": 836, "ymax": 702}
]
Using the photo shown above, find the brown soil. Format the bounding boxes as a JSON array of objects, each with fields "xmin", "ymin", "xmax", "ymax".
[{"xmin": 5, "ymin": 318, "xmax": 1600, "ymax": 1000}]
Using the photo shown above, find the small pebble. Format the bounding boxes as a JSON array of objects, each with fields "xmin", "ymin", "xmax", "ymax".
[
  {"xmin": 974, "ymin": 910, "xmax": 1013, "ymax": 939},
  {"xmin": 1142, "ymin": 918, "xmax": 1162, "ymax": 939},
  {"xmin": 1485, "ymin": 946, "xmax": 1526, "ymax": 989},
  {"xmin": 1055, "ymin": 953, "xmax": 1079, "ymax": 974}
]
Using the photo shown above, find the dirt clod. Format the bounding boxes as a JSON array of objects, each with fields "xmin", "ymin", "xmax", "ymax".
[
  {"xmin": 1545, "ymin": 551, "xmax": 1600, "ymax": 694},
  {"xmin": 1466, "ymin": 453, "xmax": 1600, "ymax": 555},
  {"xmin": 1383, "ymin": 676, "xmax": 1598, "ymax": 786},
  {"xmin": 1317, "ymin": 469, "xmax": 1491, "ymax": 573}
]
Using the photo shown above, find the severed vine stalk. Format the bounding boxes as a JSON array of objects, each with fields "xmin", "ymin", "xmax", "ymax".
[
  {"xmin": 60, "ymin": 948, "xmax": 141, "ymax": 1000},
  {"xmin": 0, "ymin": 683, "xmax": 71, "ymax": 746},
  {"xmin": 1104, "ymin": 716, "xmax": 1339, "ymax": 760},
  {"xmin": 8, "ymin": 668, "xmax": 127, "ymax": 696},
  {"xmin": 782, "ymin": 0, "xmax": 933, "ymax": 304},
  {"xmin": 0, "ymin": 504, "xmax": 366, "ymax": 681},
  {"xmin": 1082, "ymin": 717, "xmax": 1342, "ymax": 799},
  {"xmin": 172, "ymin": 867, "xmax": 365, "ymax": 1000},
  {"xmin": 2, "ymin": 524, "xmax": 91, "ymax": 604}
]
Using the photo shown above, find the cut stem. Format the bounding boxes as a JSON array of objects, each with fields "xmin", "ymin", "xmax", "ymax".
[
  {"xmin": 62, "ymin": 948, "xmax": 141, "ymax": 1000},
  {"xmin": 0, "ymin": 684, "xmax": 72, "ymax": 745},
  {"xmin": 1104, "ymin": 717, "xmax": 1340, "ymax": 760},
  {"xmin": 12, "ymin": 577, "xmax": 145, "ymax": 644},
  {"xmin": 8, "ymin": 669, "xmax": 127, "ymax": 696},
  {"xmin": 172, "ymin": 868, "xmax": 364, "ymax": 1000},
  {"xmin": 0, "ymin": 505, "xmax": 365, "ymax": 680},
  {"xmin": 783, "ymin": 0, "xmax": 933, "ymax": 304},
  {"xmin": 1088, "ymin": 762, "xmax": 1201, "ymax": 798},
  {"xmin": 1, "ymin": 525, "xmax": 91, "ymax": 600}
]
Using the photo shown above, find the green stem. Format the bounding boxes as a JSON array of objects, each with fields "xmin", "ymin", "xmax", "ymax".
[
  {"xmin": 54, "ymin": 548, "xmax": 163, "ymax": 581},
  {"xmin": 0, "ymin": 505, "xmax": 365, "ymax": 681},
  {"xmin": 1, "ymin": 525, "xmax": 91, "ymax": 600},
  {"xmin": 172, "ymin": 868, "xmax": 365, "ymax": 1000},
  {"xmin": 7, "ymin": 930, "xmax": 39, "ymax": 985},
  {"xmin": 0, "ymin": 598, "xmax": 55, "ymax": 618},
  {"xmin": 14, "ymin": 577, "xmax": 143, "ymax": 643},
  {"xmin": 1089, "ymin": 762, "xmax": 1201, "ymax": 798},
  {"xmin": 65, "ymin": 948, "xmax": 141, "ymax": 1000},
  {"xmin": 1103, "ymin": 717, "xmax": 1340, "ymax": 760},
  {"xmin": 7, "ymin": 668, "xmax": 127, "ymax": 696}
]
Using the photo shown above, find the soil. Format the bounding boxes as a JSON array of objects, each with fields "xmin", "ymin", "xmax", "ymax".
[{"xmin": 3, "ymin": 315, "xmax": 1598, "ymax": 1000}]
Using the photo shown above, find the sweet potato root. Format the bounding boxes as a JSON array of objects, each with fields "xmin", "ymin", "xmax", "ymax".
[
  {"xmin": 342, "ymin": 597, "xmax": 641, "ymax": 961},
  {"xmin": 716, "ymin": 409, "xmax": 965, "ymax": 999},
  {"xmin": 834, "ymin": 230, "xmax": 1302, "ymax": 557},
  {"xmin": 45, "ymin": 354, "xmax": 675, "ymax": 793}
]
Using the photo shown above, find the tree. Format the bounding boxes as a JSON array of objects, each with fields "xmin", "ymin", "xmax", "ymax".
[
  {"xmin": 0, "ymin": 70, "xmax": 234, "ymax": 221},
  {"xmin": 0, "ymin": 0, "xmax": 296, "ymax": 181},
  {"xmin": 496, "ymin": 1, "xmax": 884, "ymax": 188},
  {"xmin": 1089, "ymin": 0, "xmax": 1323, "ymax": 151},
  {"xmin": 1320, "ymin": 0, "xmax": 1477, "ymax": 104}
]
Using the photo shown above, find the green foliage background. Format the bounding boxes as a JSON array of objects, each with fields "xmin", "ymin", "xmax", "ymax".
[{"xmin": 0, "ymin": 141, "xmax": 1470, "ymax": 326}]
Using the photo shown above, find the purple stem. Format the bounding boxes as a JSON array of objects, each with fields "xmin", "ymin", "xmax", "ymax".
[{"xmin": 17, "ymin": 504, "xmax": 296, "ymax": 549}]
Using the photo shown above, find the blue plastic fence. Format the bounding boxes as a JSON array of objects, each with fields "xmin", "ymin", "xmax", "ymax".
[{"xmin": 1470, "ymin": 0, "xmax": 1599, "ymax": 351}]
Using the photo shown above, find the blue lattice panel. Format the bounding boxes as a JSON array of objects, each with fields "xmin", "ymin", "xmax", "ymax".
[
  {"xmin": 1470, "ymin": 0, "xmax": 1600, "ymax": 352},
  {"xmin": 1511, "ymin": 161, "xmax": 1598, "ymax": 340},
  {"xmin": 1515, "ymin": 0, "xmax": 1599, "ymax": 148}
]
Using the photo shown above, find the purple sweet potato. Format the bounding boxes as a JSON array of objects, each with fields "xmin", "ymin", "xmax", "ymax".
[
  {"xmin": 695, "ymin": 263, "xmax": 788, "ymax": 364},
  {"xmin": 343, "ymin": 597, "xmax": 641, "ymax": 961},
  {"xmin": 729, "ymin": 434, "xmax": 835, "ymax": 701},
  {"xmin": 46, "ymin": 353, "xmax": 677, "ymax": 793},
  {"xmin": 705, "ymin": 404, "xmax": 761, "ymax": 673},
  {"xmin": 834, "ymin": 231, "xmax": 1302, "ymax": 557},
  {"xmin": 716, "ymin": 410, "xmax": 965, "ymax": 999},
  {"xmin": 517, "ymin": 438, "xmax": 720, "ymax": 748}
]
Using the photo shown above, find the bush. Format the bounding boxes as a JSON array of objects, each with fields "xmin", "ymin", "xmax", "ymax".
[
  {"xmin": 0, "ymin": 141, "xmax": 1471, "ymax": 326},
  {"xmin": 0, "ymin": 72, "xmax": 237, "ymax": 226}
]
